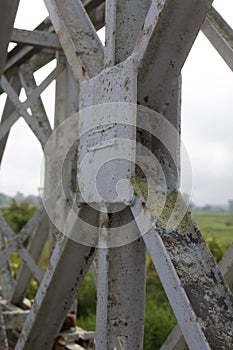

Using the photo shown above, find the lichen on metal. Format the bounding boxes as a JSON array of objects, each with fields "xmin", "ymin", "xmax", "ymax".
[{"xmin": 0, "ymin": 0, "xmax": 232, "ymax": 349}]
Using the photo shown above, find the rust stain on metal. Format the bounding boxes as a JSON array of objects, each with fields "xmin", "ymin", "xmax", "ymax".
[
  {"xmin": 82, "ymin": 66, "xmax": 86, "ymax": 76},
  {"xmin": 141, "ymin": 201, "xmax": 148, "ymax": 214}
]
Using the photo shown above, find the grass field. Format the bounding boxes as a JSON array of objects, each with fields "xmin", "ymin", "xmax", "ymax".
[{"xmin": 193, "ymin": 211, "xmax": 233, "ymax": 252}]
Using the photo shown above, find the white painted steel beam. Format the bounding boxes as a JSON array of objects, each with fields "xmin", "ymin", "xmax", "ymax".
[
  {"xmin": 219, "ymin": 244, "xmax": 233, "ymax": 292},
  {"xmin": 1, "ymin": 75, "xmax": 49, "ymax": 148},
  {"xmin": 11, "ymin": 215, "xmax": 49, "ymax": 307},
  {"xmin": 130, "ymin": 194, "xmax": 233, "ymax": 350},
  {"xmin": 4, "ymin": 18, "xmax": 54, "ymax": 74},
  {"xmin": 47, "ymin": 56, "xmax": 79, "ymax": 253},
  {"xmin": 3, "ymin": 310, "xmax": 29, "ymax": 332},
  {"xmin": 11, "ymin": 29, "xmax": 61, "ymax": 50},
  {"xmin": 202, "ymin": 7, "xmax": 233, "ymax": 71},
  {"xmin": 135, "ymin": 0, "xmax": 214, "ymax": 117},
  {"xmin": 44, "ymin": 0, "xmax": 104, "ymax": 82},
  {"xmin": 90, "ymin": 2, "xmax": 148, "ymax": 348},
  {"xmin": 0, "ymin": 62, "xmax": 64, "ymax": 145},
  {"xmin": 0, "ymin": 228, "xmax": 14, "ymax": 301},
  {"xmin": 19, "ymin": 62, "xmax": 52, "ymax": 139},
  {"xmin": 133, "ymin": 1, "xmax": 183, "ymax": 190},
  {"xmin": 4, "ymin": 46, "xmax": 56, "ymax": 75},
  {"xmin": 0, "ymin": 306, "xmax": 8, "ymax": 349},
  {"xmin": 4, "ymin": 46, "xmax": 45, "ymax": 73},
  {"xmin": 160, "ymin": 244, "xmax": 233, "ymax": 350},
  {"xmin": 0, "ymin": 0, "xmax": 20, "ymax": 77},
  {"xmin": 0, "ymin": 208, "xmax": 45, "ymax": 283},
  {"xmin": 15, "ymin": 205, "xmax": 98, "ymax": 350},
  {"xmin": 0, "ymin": 74, "xmax": 21, "ymax": 166}
]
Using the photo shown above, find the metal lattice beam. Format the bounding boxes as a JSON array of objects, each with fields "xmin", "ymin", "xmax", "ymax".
[
  {"xmin": 0, "ymin": 0, "xmax": 20, "ymax": 77},
  {"xmin": 0, "ymin": 1, "xmax": 232, "ymax": 349},
  {"xmin": 44, "ymin": 0, "xmax": 104, "ymax": 82},
  {"xmin": 11, "ymin": 29, "xmax": 62, "ymax": 51},
  {"xmin": 202, "ymin": 6, "xmax": 233, "ymax": 71},
  {"xmin": 160, "ymin": 244, "xmax": 233, "ymax": 350}
]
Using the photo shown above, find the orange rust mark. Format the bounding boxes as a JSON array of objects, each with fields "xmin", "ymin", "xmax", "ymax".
[
  {"xmin": 82, "ymin": 66, "xmax": 86, "ymax": 76},
  {"xmin": 141, "ymin": 201, "xmax": 147, "ymax": 214},
  {"xmin": 57, "ymin": 28, "xmax": 64, "ymax": 40}
]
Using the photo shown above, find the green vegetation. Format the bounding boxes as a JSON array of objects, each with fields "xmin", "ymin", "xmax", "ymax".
[
  {"xmin": 2, "ymin": 199, "xmax": 38, "ymax": 299},
  {"xmin": 193, "ymin": 211, "xmax": 233, "ymax": 261},
  {"xmin": 1, "ymin": 199, "xmax": 37, "ymax": 233},
  {"xmin": 2, "ymin": 199, "xmax": 232, "ymax": 349}
]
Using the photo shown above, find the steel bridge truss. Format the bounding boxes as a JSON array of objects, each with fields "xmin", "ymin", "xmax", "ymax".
[{"xmin": 0, "ymin": 1, "xmax": 233, "ymax": 349}]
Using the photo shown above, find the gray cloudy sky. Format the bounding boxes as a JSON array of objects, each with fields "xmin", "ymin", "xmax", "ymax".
[{"xmin": 0, "ymin": 0, "xmax": 232, "ymax": 206}]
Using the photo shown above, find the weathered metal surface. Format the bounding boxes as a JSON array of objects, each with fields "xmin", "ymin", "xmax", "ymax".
[
  {"xmin": 83, "ymin": 3, "xmax": 147, "ymax": 349},
  {"xmin": 46, "ymin": 57, "xmax": 79, "ymax": 254},
  {"xmin": 130, "ymin": 193, "xmax": 233, "ymax": 350},
  {"xmin": 0, "ymin": 228, "xmax": 14, "ymax": 301},
  {"xmin": 44, "ymin": 0, "xmax": 104, "ymax": 82},
  {"xmin": 0, "ymin": 75, "xmax": 49, "ymax": 148},
  {"xmin": 0, "ymin": 0, "xmax": 20, "ymax": 77},
  {"xmin": 11, "ymin": 29, "xmax": 62, "ymax": 50},
  {"xmin": 88, "ymin": 2, "xmax": 105, "ymax": 31},
  {"xmin": 0, "ymin": 1, "xmax": 232, "ymax": 349},
  {"xmin": 202, "ymin": 7, "xmax": 233, "ymax": 71},
  {"xmin": 15, "ymin": 206, "xmax": 98, "ymax": 350},
  {"xmin": 136, "ymin": 0, "xmax": 214, "ymax": 117},
  {"xmin": 160, "ymin": 244, "xmax": 233, "ymax": 350},
  {"xmin": 0, "ymin": 305, "xmax": 8, "ymax": 349},
  {"xmin": 11, "ymin": 215, "xmax": 49, "ymax": 306},
  {"xmin": 4, "ymin": 18, "xmax": 54, "ymax": 74},
  {"xmin": 160, "ymin": 324, "xmax": 188, "ymax": 350},
  {"xmin": 95, "ymin": 209, "xmax": 146, "ymax": 349},
  {"xmin": 219, "ymin": 244, "xmax": 233, "ymax": 293},
  {"xmin": 133, "ymin": 0, "xmax": 182, "ymax": 190},
  {"xmin": 0, "ymin": 74, "xmax": 21, "ymax": 166},
  {"xmin": 0, "ymin": 209, "xmax": 45, "ymax": 283},
  {"xmin": 19, "ymin": 61, "xmax": 52, "ymax": 139},
  {"xmin": 0, "ymin": 62, "xmax": 64, "ymax": 145},
  {"xmin": 78, "ymin": 58, "xmax": 137, "ymax": 204},
  {"xmin": 3, "ymin": 310, "xmax": 29, "ymax": 331},
  {"xmin": 4, "ymin": 46, "xmax": 41, "ymax": 73},
  {"xmin": 113, "ymin": 0, "xmax": 151, "ymax": 65},
  {"xmin": 82, "ymin": 0, "xmax": 104, "ymax": 12}
]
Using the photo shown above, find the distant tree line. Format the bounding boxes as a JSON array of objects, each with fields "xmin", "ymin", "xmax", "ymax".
[
  {"xmin": 182, "ymin": 193, "xmax": 233, "ymax": 212},
  {"xmin": 0, "ymin": 192, "xmax": 41, "ymax": 208},
  {"xmin": 229, "ymin": 200, "xmax": 233, "ymax": 212}
]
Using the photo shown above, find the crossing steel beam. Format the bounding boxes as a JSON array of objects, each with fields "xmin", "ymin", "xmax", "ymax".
[
  {"xmin": 202, "ymin": 6, "xmax": 233, "ymax": 71},
  {"xmin": 11, "ymin": 215, "xmax": 49, "ymax": 307},
  {"xmin": 44, "ymin": 0, "xmax": 104, "ymax": 82},
  {"xmin": 0, "ymin": 61, "xmax": 64, "ymax": 147},
  {"xmin": 15, "ymin": 206, "xmax": 98, "ymax": 350},
  {"xmin": 0, "ymin": 0, "xmax": 20, "ymax": 77},
  {"xmin": 160, "ymin": 244, "xmax": 233, "ymax": 350},
  {"xmin": 11, "ymin": 29, "xmax": 61, "ymax": 51},
  {"xmin": 130, "ymin": 194, "xmax": 233, "ymax": 350},
  {"xmin": 4, "ymin": 18, "xmax": 54, "ymax": 75},
  {"xmin": 0, "ymin": 306, "xmax": 8, "ymax": 349},
  {"xmin": 0, "ymin": 1, "xmax": 232, "ymax": 349},
  {"xmin": 136, "ymin": 0, "xmax": 214, "ymax": 117},
  {"xmin": 0, "ymin": 74, "xmax": 21, "ymax": 166},
  {"xmin": 0, "ymin": 228, "xmax": 14, "ymax": 301},
  {"xmin": 18, "ymin": 62, "xmax": 52, "ymax": 140}
]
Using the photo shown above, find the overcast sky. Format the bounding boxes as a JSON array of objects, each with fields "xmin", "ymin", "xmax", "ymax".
[{"xmin": 0, "ymin": 0, "xmax": 232, "ymax": 206}]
